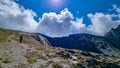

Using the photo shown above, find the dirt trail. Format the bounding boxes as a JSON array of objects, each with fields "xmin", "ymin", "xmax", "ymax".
[{"xmin": 8, "ymin": 35, "xmax": 17, "ymax": 43}]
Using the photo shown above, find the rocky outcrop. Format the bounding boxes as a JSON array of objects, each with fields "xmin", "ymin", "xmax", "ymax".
[
  {"xmin": 105, "ymin": 25, "xmax": 120, "ymax": 39},
  {"xmin": 30, "ymin": 33, "xmax": 51, "ymax": 46}
]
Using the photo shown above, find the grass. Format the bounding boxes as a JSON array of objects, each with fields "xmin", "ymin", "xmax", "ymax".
[
  {"xmin": 0, "ymin": 32, "xmax": 10, "ymax": 43},
  {"xmin": 11, "ymin": 33, "xmax": 20, "ymax": 42},
  {"xmin": 72, "ymin": 63, "xmax": 79, "ymax": 68},
  {"xmin": 34, "ymin": 44, "xmax": 46, "ymax": 51},
  {"xmin": 0, "ymin": 28, "xmax": 20, "ymax": 43},
  {"xmin": 99, "ymin": 62, "xmax": 120, "ymax": 68},
  {"xmin": 0, "ymin": 64, "xmax": 3, "ymax": 68},
  {"xmin": 35, "ymin": 53, "xmax": 47, "ymax": 60},
  {"xmin": 3, "ymin": 58, "xmax": 12, "ymax": 63},
  {"xmin": 39, "ymin": 64, "xmax": 46, "ymax": 68},
  {"xmin": 25, "ymin": 51, "xmax": 47, "ymax": 64},
  {"xmin": 0, "ymin": 28, "xmax": 42, "ymax": 45},
  {"xmin": 27, "ymin": 57, "xmax": 37, "ymax": 64},
  {"xmin": 53, "ymin": 61, "xmax": 60, "ymax": 68},
  {"xmin": 53, "ymin": 59, "xmax": 70, "ymax": 68}
]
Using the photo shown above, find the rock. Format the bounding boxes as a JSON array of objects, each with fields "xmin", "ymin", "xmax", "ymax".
[
  {"xmin": 67, "ymin": 50, "xmax": 75, "ymax": 54},
  {"xmin": 72, "ymin": 56, "xmax": 77, "ymax": 61},
  {"xmin": 53, "ymin": 63, "xmax": 73, "ymax": 68},
  {"xmin": 86, "ymin": 58, "xmax": 98, "ymax": 67},
  {"xmin": 81, "ymin": 51, "xmax": 91, "ymax": 56},
  {"xmin": 77, "ymin": 64, "xmax": 86, "ymax": 68}
]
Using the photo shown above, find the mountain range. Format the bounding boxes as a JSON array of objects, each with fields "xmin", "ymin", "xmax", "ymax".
[
  {"xmin": 0, "ymin": 25, "xmax": 120, "ymax": 68},
  {"xmin": 42, "ymin": 25, "xmax": 120, "ymax": 57}
]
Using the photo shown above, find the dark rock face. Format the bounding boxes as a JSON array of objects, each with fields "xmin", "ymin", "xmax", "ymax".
[
  {"xmin": 43, "ymin": 34, "xmax": 101, "ymax": 53},
  {"xmin": 105, "ymin": 25, "xmax": 120, "ymax": 49},
  {"xmin": 41, "ymin": 25, "xmax": 120, "ymax": 56},
  {"xmin": 105, "ymin": 25, "xmax": 120, "ymax": 38},
  {"xmin": 44, "ymin": 33, "xmax": 119, "ymax": 55}
]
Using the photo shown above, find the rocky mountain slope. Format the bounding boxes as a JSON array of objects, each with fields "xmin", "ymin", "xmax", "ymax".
[
  {"xmin": 0, "ymin": 28, "xmax": 51, "ymax": 46},
  {"xmin": 0, "ymin": 28, "xmax": 120, "ymax": 68},
  {"xmin": 105, "ymin": 25, "xmax": 120, "ymax": 49},
  {"xmin": 43, "ymin": 25, "xmax": 120, "ymax": 57}
]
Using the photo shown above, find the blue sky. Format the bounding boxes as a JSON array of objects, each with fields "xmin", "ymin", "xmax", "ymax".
[
  {"xmin": 0, "ymin": 0, "xmax": 120, "ymax": 37},
  {"xmin": 16, "ymin": 0, "xmax": 120, "ymax": 25}
]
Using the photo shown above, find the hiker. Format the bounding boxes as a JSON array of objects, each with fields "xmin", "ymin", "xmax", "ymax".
[{"xmin": 19, "ymin": 35, "xmax": 23, "ymax": 43}]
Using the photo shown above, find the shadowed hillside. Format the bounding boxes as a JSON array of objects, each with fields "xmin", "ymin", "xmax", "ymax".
[{"xmin": 43, "ymin": 25, "xmax": 120, "ymax": 57}]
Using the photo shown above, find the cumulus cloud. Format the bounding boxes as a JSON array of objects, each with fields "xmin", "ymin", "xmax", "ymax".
[
  {"xmin": 71, "ymin": 18, "xmax": 90, "ymax": 34},
  {"xmin": 36, "ymin": 8, "xmax": 73, "ymax": 37},
  {"xmin": 87, "ymin": 13, "xmax": 120, "ymax": 36},
  {"xmin": 0, "ymin": 0, "xmax": 38, "ymax": 32},
  {"xmin": 71, "ymin": 18, "xmax": 85, "ymax": 30}
]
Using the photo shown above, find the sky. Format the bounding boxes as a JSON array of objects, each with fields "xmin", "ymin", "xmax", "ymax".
[{"xmin": 0, "ymin": 0, "xmax": 120, "ymax": 37}]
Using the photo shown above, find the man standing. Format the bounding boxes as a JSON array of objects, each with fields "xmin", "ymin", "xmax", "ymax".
[{"xmin": 19, "ymin": 35, "xmax": 23, "ymax": 43}]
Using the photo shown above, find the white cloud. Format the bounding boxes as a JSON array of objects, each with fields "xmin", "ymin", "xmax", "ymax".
[
  {"xmin": 71, "ymin": 18, "xmax": 85, "ymax": 30},
  {"xmin": 113, "ymin": 5, "xmax": 120, "ymax": 13},
  {"xmin": 0, "ymin": 0, "xmax": 38, "ymax": 32},
  {"xmin": 87, "ymin": 13, "xmax": 120, "ymax": 36},
  {"xmin": 36, "ymin": 8, "xmax": 73, "ymax": 37}
]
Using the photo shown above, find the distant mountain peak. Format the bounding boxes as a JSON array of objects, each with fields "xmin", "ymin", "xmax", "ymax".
[{"xmin": 105, "ymin": 25, "xmax": 120, "ymax": 38}]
